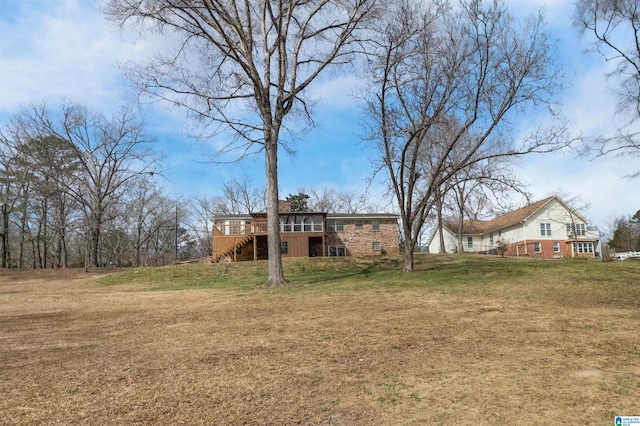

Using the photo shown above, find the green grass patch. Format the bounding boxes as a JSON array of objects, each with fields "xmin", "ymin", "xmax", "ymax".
[
  {"xmin": 96, "ymin": 261, "xmax": 268, "ymax": 291},
  {"xmin": 95, "ymin": 254, "xmax": 640, "ymax": 308}
]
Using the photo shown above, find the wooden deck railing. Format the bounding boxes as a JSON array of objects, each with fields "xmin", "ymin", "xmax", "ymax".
[
  {"xmin": 213, "ymin": 222, "xmax": 268, "ymax": 236},
  {"xmin": 213, "ymin": 220, "xmax": 323, "ymax": 237}
]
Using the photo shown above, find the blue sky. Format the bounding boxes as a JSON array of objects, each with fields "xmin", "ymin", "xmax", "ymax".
[{"xmin": 0, "ymin": 0, "xmax": 638, "ymax": 234}]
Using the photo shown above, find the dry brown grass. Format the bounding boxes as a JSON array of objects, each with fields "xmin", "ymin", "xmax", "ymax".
[{"xmin": 0, "ymin": 258, "xmax": 639, "ymax": 425}]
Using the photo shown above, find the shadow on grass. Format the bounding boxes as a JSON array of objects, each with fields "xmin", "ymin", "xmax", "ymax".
[{"xmin": 296, "ymin": 257, "xmax": 402, "ymax": 284}]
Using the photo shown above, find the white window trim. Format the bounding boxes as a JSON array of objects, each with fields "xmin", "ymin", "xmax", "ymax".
[{"xmin": 540, "ymin": 223, "xmax": 551, "ymax": 237}]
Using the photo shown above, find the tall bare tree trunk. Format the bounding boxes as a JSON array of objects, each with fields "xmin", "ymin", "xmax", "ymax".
[
  {"xmin": 435, "ymin": 188, "xmax": 446, "ymax": 253},
  {"xmin": 402, "ymin": 221, "xmax": 415, "ymax": 272},
  {"xmin": 264, "ymin": 137, "xmax": 286, "ymax": 286}
]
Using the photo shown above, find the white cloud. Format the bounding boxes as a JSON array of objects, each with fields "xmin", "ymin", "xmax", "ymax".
[
  {"xmin": 516, "ymin": 150, "xmax": 637, "ymax": 229},
  {"xmin": 0, "ymin": 0, "xmax": 175, "ymax": 116},
  {"xmin": 1, "ymin": 2, "xmax": 114, "ymax": 112},
  {"xmin": 309, "ymin": 73, "xmax": 368, "ymax": 110}
]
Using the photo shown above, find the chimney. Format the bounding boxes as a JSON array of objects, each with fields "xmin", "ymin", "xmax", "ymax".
[{"xmin": 278, "ymin": 200, "xmax": 291, "ymax": 213}]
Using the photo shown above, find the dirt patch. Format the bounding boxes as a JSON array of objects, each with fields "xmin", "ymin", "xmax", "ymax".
[{"xmin": 0, "ymin": 268, "xmax": 638, "ymax": 425}]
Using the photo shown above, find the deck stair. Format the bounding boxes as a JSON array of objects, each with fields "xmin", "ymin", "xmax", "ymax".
[{"xmin": 214, "ymin": 233, "xmax": 254, "ymax": 262}]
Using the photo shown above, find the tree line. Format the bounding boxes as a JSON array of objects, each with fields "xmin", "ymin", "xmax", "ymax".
[
  {"xmin": 0, "ymin": 103, "xmax": 377, "ymax": 270},
  {"xmin": 609, "ymin": 210, "xmax": 640, "ymax": 252}
]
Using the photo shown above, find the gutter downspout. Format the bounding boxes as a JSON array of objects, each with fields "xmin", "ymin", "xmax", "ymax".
[{"xmin": 522, "ymin": 220, "xmax": 528, "ymax": 256}]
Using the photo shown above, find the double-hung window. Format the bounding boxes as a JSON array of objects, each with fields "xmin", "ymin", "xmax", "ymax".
[
  {"xmin": 540, "ymin": 223, "xmax": 551, "ymax": 236},
  {"xmin": 566, "ymin": 223, "xmax": 587, "ymax": 236},
  {"xmin": 327, "ymin": 220, "xmax": 344, "ymax": 232},
  {"xmin": 534, "ymin": 242, "xmax": 541, "ymax": 253}
]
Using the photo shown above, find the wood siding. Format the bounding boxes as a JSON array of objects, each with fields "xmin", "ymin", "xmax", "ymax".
[{"xmin": 280, "ymin": 233, "xmax": 325, "ymax": 258}]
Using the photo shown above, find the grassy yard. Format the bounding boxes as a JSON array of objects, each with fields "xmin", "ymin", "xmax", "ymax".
[{"xmin": 0, "ymin": 254, "xmax": 639, "ymax": 425}]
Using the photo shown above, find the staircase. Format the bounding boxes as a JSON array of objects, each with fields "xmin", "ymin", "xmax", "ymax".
[{"xmin": 214, "ymin": 234, "xmax": 254, "ymax": 263}]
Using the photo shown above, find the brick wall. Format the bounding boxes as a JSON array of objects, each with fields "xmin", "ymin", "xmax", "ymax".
[
  {"xmin": 502, "ymin": 239, "xmax": 595, "ymax": 259},
  {"xmin": 326, "ymin": 218, "xmax": 399, "ymax": 256}
]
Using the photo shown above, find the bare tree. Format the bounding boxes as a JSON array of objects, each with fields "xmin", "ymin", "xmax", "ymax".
[
  {"xmin": 306, "ymin": 186, "xmax": 340, "ymax": 212},
  {"xmin": 121, "ymin": 175, "xmax": 167, "ymax": 266},
  {"xmin": 221, "ymin": 178, "xmax": 265, "ymax": 215},
  {"xmin": 13, "ymin": 136, "xmax": 80, "ymax": 268},
  {"xmin": 106, "ymin": 0, "xmax": 380, "ymax": 286},
  {"xmin": 185, "ymin": 195, "xmax": 222, "ymax": 259},
  {"xmin": 337, "ymin": 190, "xmax": 370, "ymax": 214},
  {"xmin": 11, "ymin": 102, "xmax": 159, "ymax": 267},
  {"xmin": 366, "ymin": 0, "xmax": 569, "ymax": 271},
  {"xmin": 446, "ymin": 155, "xmax": 530, "ymax": 253},
  {"xmin": 0, "ymin": 142, "xmax": 20, "ymax": 268},
  {"xmin": 574, "ymin": 0, "xmax": 640, "ymax": 171},
  {"xmin": 298, "ymin": 186, "xmax": 371, "ymax": 213}
]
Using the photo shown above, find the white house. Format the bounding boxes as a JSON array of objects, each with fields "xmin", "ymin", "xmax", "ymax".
[{"xmin": 427, "ymin": 196, "xmax": 601, "ymax": 259}]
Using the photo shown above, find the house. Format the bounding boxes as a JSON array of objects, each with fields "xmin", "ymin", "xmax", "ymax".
[
  {"xmin": 426, "ymin": 196, "xmax": 601, "ymax": 259},
  {"xmin": 212, "ymin": 202, "xmax": 399, "ymax": 262}
]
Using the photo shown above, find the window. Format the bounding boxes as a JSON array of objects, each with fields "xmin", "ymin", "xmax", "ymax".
[
  {"xmin": 467, "ymin": 237, "xmax": 473, "ymax": 249},
  {"xmin": 355, "ymin": 220, "xmax": 364, "ymax": 228},
  {"xmin": 566, "ymin": 223, "xmax": 586, "ymax": 236},
  {"xmin": 306, "ymin": 215, "xmax": 323, "ymax": 232},
  {"xmin": 224, "ymin": 220, "xmax": 245, "ymax": 235},
  {"xmin": 281, "ymin": 215, "xmax": 323, "ymax": 232},
  {"xmin": 327, "ymin": 220, "xmax": 344, "ymax": 232},
  {"xmin": 280, "ymin": 216, "xmax": 293, "ymax": 232},
  {"xmin": 573, "ymin": 242, "xmax": 594, "ymax": 253},
  {"xmin": 534, "ymin": 242, "xmax": 541, "ymax": 253},
  {"xmin": 489, "ymin": 233, "xmax": 494, "ymax": 245},
  {"xmin": 372, "ymin": 220, "xmax": 380, "ymax": 231},
  {"xmin": 293, "ymin": 216, "xmax": 302, "ymax": 232},
  {"xmin": 577, "ymin": 223, "xmax": 586, "ymax": 236},
  {"xmin": 280, "ymin": 241, "xmax": 288, "ymax": 254},
  {"xmin": 553, "ymin": 242, "xmax": 560, "ymax": 253},
  {"xmin": 540, "ymin": 223, "xmax": 551, "ymax": 236},
  {"xmin": 328, "ymin": 245, "xmax": 346, "ymax": 257},
  {"xmin": 372, "ymin": 241, "xmax": 381, "ymax": 251}
]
